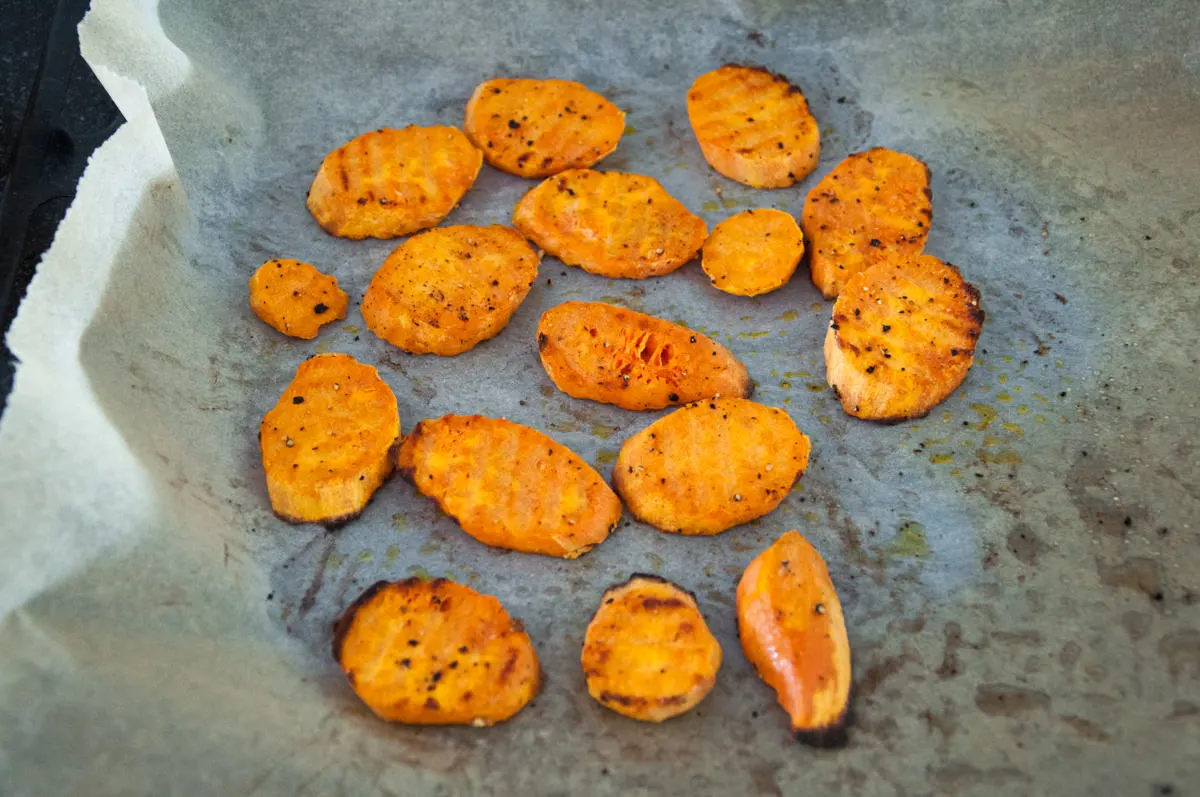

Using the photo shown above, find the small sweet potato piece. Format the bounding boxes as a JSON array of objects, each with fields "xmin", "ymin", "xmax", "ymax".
[
  {"xmin": 687, "ymin": 64, "xmax": 820, "ymax": 189},
  {"xmin": 737, "ymin": 531, "xmax": 852, "ymax": 746},
  {"xmin": 701, "ymin": 209, "xmax": 805, "ymax": 296},
  {"xmin": 464, "ymin": 78, "xmax": 624, "ymax": 178},
  {"xmin": 537, "ymin": 301, "xmax": 751, "ymax": 411},
  {"xmin": 248, "ymin": 258, "xmax": 348, "ymax": 339},
  {"xmin": 613, "ymin": 397, "xmax": 810, "ymax": 535},
  {"xmin": 361, "ymin": 225, "xmax": 540, "ymax": 356},
  {"xmin": 512, "ymin": 169, "xmax": 707, "ymax": 279},
  {"xmin": 825, "ymin": 253, "xmax": 984, "ymax": 421},
  {"xmin": 333, "ymin": 578, "xmax": 540, "ymax": 726},
  {"xmin": 397, "ymin": 415, "xmax": 621, "ymax": 558},
  {"xmin": 802, "ymin": 147, "xmax": 932, "ymax": 298},
  {"xmin": 582, "ymin": 574, "xmax": 721, "ymax": 722},
  {"xmin": 260, "ymin": 353, "xmax": 400, "ymax": 526},
  {"xmin": 307, "ymin": 125, "xmax": 482, "ymax": 240}
]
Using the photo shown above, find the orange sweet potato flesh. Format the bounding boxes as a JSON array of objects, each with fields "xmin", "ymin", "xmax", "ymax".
[
  {"xmin": 361, "ymin": 225, "xmax": 540, "ymax": 356},
  {"xmin": 537, "ymin": 301, "xmax": 751, "ymax": 411},
  {"xmin": 802, "ymin": 147, "xmax": 932, "ymax": 298},
  {"xmin": 512, "ymin": 169, "xmax": 707, "ymax": 279},
  {"xmin": 248, "ymin": 258, "xmax": 348, "ymax": 339},
  {"xmin": 307, "ymin": 125, "xmax": 482, "ymax": 240},
  {"xmin": 397, "ymin": 415, "xmax": 621, "ymax": 558},
  {"xmin": 333, "ymin": 578, "xmax": 541, "ymax": 726},
  {"xmin": 824, "ymin": 253, "xmax": 984, "ymax": 421},
  {"xmin": 737, "ymin": 530, "xmax": 852, "ymax": 746},
  {"xmin": 613, "ymin": 397, "xmax": 810, "ymax": 535},
  {"xmin": 701, "ymin": 209, "xmax": 805, "ymax": 297},
  {"xmin": 260, "ymin": 353, "xmax": 400, "ymax": 526},
  {"xmin": 687, "ymin": 64, "xmax": 820, "ymax": 189},
  {"xmin": 582, "ymin": 575, "xmax": 721, "ymax": 722},
  {"xmin": 464, "ymin": 78, "xmax": 624, "ymax": 178}
]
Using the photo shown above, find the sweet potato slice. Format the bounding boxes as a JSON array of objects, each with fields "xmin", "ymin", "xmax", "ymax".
[
  {"xmin": 737, "ymin": 531, "xmax": 852, "ymax": 746},
  {"xmin": 464, "ymin": 78, "xmax": 624, "ymax": 178},
  {"xmin": 824, "ymin": 253, "xmax": 984, "ymax": 421},
  {"xmin": 260, "ymin": 353, "xmax": 400, "ymax": 526},
  {"xmin": 537, "ymin": 301, "xmax": 751, "ymax": 411},
  {"xmin": 613, "ymin": 397, "xmax": 810, "ymax": 535},
  {"xmin": 307, "ymin": 125, "xmax": 482, "ymax": 240},
  {"xmin": 802, "ymin": 147, "xmax": 932, "ymax": 298},
  {"xmin": 701, "ymin": 209, "xmax": 805, "ymax": 296},
  {"xmin": 582, "ymin": 575, "xmax": 721, "ymax": 722},
  {"xmin": 397, "ymin": 415, "xmax": 621, "ymax": 558},
  {"xmin": 361, "ymin": 225, "xmax": 540, "ymax": 356},
  {"xmin": 687, "ymin": 64, "xmax": 820, "ymax": 189},
  {"xmin": 248, "ymin": 258, "xmax": 348, "ymax": 339},
  {"xmin": 333, "ymin": 578, "xmax": 540, "ymax": 726},
  {"xmin": 512, "ymin": 169, "xmax": 707, "ymax": 279}
]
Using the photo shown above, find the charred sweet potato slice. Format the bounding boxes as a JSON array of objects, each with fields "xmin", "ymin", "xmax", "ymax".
[
  {"xmin": 737, "ymin": 531, "xmax": 852, "ymax": 746},
  {"xmin": 464, "ymin": 78, "xmax": 624, "ymax": 178},
  {"xmin": 248, "ymin": 258, "xmax": 348, "ymax": 339},
  {"xmin": 260, "ymin": 353, "xmax": 400, "ymax": 526},
  {"xmin": 701, "ymin": 208, "xmax": 805, "ymax": 296},
  {"xmin": 537, "ymin": 301, "xmax": 751, "ymax": 411},
  {"xmin": 512, "ymin": 169, "xmax": 707, "ymax": 279},
  {"xmin": 333, "ymin": 578, "xmax": 540, "ymax": 726},
  {"xmin": 802, "ymin": 147, "xmax": 932, "ymax": 298},
  {"xmin": 824, "ymin": 253, "xmax": 984, "ymax": 421},
  {"xmin": 687, "ymin": 64, "xmax": 820, "ymax": 189},
  {"xmin": 361, "ymin": 225, "xmax": 540, "ymax": 356},
  {"xmin": 397, "ymin": 415, "xmax": 621, "ymax": 559},
  {"xmin": 613, "ymin": 397, "xmax": 810, "ymax": 535},
  {"xmin": 582, "ymin": 574, "xmax": 721, "ymax": 722},
  {"xmin": 307, "ymin": 125, "xmax": 482, "ymax": 240}
]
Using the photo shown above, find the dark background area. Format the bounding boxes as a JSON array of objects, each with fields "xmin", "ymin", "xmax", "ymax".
[{"xmin": 0, "ymin": 0, "xmax": 123, "ymax": 416}]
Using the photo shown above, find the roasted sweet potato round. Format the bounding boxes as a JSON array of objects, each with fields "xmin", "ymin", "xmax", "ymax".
[
  {"xmin": 248, "ymin": 258, "xmax": 348, "ymax": 339},
  {"xmin": 701, "ymin": 208, "xmax": 805, "ymax": 296},
  {"xmin": 582, "ymin": 575, "xmax": 721, "ymax": 722},
  {"xmin": 333, "ymin": 578, "xmax": 541, "ymax": 726}
]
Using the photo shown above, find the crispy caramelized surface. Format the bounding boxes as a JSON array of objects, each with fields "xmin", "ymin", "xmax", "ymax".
[
  {"xmin": 333, "ymin": 578, "xmax": 540, "ymax": 726},
  {"xmin": 512, "ymin": 169, "xmax": 707, "ymax": 279},
  {"xmin": 260, "ymin": 353, "xmax": 399, "ymax": 526},
  {"xmin": 582, "ymin": 575, "xmax": 721, "ymax": 722},
  {"xmin": 687, "ymin": 64, "xmax": 820, "ymax": 189},
  {"xmin": 613, "ymin": 398, "xmax": 810, "ymax": 535},
  {"xmin": 464, "ymin": 78, "xmax": 624, "ymax": 178},
  {"xmin": 737, "ymin": 531, "xmax": 852, "ymax": 746},
  {"xmin": 824, "ymin": 253, "xmax": 984, "ymax": 421},
  {"xmin": 397, "ymin": 415, "xmax": 620, "ymax": 558},
  {"xmin": 248, "ymin": 258, "xmax": 348, "ymax": 339},
  {"xmin": 802, "ymin": 147, "xmax": 932, "ymax": 298},
  {"xmin": 306, "ymin": 125, "xmax": 482, "ymax": 240},
  {"xmin": 361, "ymin": 225, "xmax": 540, "ymax": 356},
  {"xmin": 701, "ymin": 209, "xmax": 805, "ymax": 296},
  {"xmin": 536, "ymin": 301, "xmax": 751, "ymax": 411}
]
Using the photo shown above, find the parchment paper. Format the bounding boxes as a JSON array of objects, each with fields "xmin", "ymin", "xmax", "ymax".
[{"xmin": 2, "ymin": 0, "xmax": 1198, "ymax": 794}]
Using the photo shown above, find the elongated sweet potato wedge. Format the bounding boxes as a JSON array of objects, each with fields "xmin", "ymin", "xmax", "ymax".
[
  {"xmin": 397, "ymin": 415, "xmax": 620, "ymax": 558},
  {"xmin": 464, "ymin": 78, "xmax": 624, "ymax": 178},
  {"xmin": 307, "ymin": 125, "xmax": 482, "ymax": 239},
  {"xmin": 512, "ymin": 169, "xmax": 707, "ymax": 279},
  {"xmin": 537, "ymin": 301, "xmax": 751, "ymax": 411},
  {"xmin": 361, "ymin": 225, "xmax": 540, "ymax": 356},
  {"xmin": 333, "ymin": 578, "xmax": 540, "ymax": 726},
  {"xmin": 825, "ymin": 253, "xmax": 984, "ymax": 421},
  {"xmin": 260, "ymin": 353, "xmax": 400, "ymax": 526},
  {"xmin": 582, "ymin": 574, "xmax": 721, "ymax": 722},
  {"xmin": 802, "ymin": 148, "xmax": 932, "ymax": 298},
  {"xmin": 701, "ymin": 208, "xmax": 805, "ymax": 296},
  {"xmin": 687, "ymin": 64, "xmax": 820, "ymax": 189},
  {"xmin": 737, "ymin": 531, "xmax": 852, "ymax": 746},
  {"xmin": 613, "ymin": 397, "xmax": 810, "ymax": 535},
  {"xmin": 248, "ymin": 258, "xmax": 348, "ymax": 339}
]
